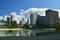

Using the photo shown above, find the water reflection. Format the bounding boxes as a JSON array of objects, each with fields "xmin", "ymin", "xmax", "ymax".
[{"xmin": 0, "ymin": 29, "xmax": 58, "ymax": 37}]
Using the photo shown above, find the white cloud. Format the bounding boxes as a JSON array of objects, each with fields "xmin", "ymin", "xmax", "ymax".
[
  {"xmin": 20, "ymin": 9, "xmax": 24, "ymax": 12},
  {"xmin": 57, "ymin": 10, "xmax": 60, "ymax": 17},
  {"xmin": 10, "ymin": 12, "xmax": 24, "ymax": 24},
  {"xmin": 0, "ymin": 16, "xmax": 4, "ymax": 20},
  {"xmin": 4, "ymin": 15, "xmax": 10, "ymax": 21},
  {"xmin": 20, "ymin": 8, "xmax": 49, "ymax": 19}
]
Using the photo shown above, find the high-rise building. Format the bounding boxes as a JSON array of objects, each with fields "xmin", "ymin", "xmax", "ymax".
[
  {"xmin": 36, "ymin": 15, "xmax": 46, "ymax": 26},
  {"xmin": 22, "ymin": 18, "xmax": 24, "ymax": 25},
  {"xmin": 30, "ymin": 13, "xmax": 46, "ymax": 26},
  {"xmin": 46, "ymin": 10, "xmax": 59, "ymax": 27},
  {"xmin": 30, "ymin": 13, "xmax": 37, "ymax": 26},
  {"xmin": 19, "ymin": 21, "xmax": 22, "ymax": 25},
  {"xmin": 26, "ymin": 19, "xmax": 29, "ymax": 25},
  {"xmin": 58, "ymin": 18, "xmax": 60, "ymax": 24},
  {"xmin": 11, "ymin": 15, "xmax": 13, "ymax": 27},
  {"xmin": 18, "ymin": 20, "xmax": 23, "ymax": 27},
  {"xmin": 6, "ymin": 17, "xmax": 10, "ymax": 27}
]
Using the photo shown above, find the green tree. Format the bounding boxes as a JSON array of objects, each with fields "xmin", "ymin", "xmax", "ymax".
[
  {"xmin": 12, "ymin": 21, "xmax": 18, "ymax": 28},
  {"xmin": 55, "ymin": 23, "xmax": 60, "ymax": 30},
  {"xmin": 23, "ymin": 23, "xmax": 29, "ymax": 28}
]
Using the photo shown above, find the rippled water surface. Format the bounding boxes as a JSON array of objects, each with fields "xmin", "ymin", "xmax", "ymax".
[{"xmin": 0, "ymin": 29, "xmax": 59, "ymax": 37}]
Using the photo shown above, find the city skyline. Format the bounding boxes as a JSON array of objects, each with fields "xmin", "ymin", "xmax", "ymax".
[{"xmin": 0, "ymin": 8, "xmax": 60, "ymax": 24}]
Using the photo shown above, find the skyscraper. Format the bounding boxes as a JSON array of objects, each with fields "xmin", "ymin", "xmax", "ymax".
[
  {"xmin": 11, "ymin": 15, "xmax": 13, "ymax": 27},
  {"xmin": 6, "ymin": 17, "xmax": 10, "ymax": 27},
  {"xmin": 22, "ymin": 18, "xmax": 24, "ymax": 25},
  {"xmin": 36, "ymin": 15, "xmax": 46, "ymax": 26},
  {"xmin": 19, "ymin": 20, "xmax": 23, "ymax": 27},
  {"xmin": 26, "ymin": 19, "xmax": 29, "ymax": 25},
  {"xmin": 46, "ymin": 10, "xmax": 59, "ymax": 27},
  {"xmin": 30, "ymin": 13, "xmax": 37, "ymax": 26},
  {"xmin": 30, "ymin": 13, "xmax": 46, "ymax": 27}
]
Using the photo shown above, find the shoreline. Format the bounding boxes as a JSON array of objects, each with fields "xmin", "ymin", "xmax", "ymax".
[{"xmin": 0, "ymin": 28, "xmax": 55, "ymax": 30}]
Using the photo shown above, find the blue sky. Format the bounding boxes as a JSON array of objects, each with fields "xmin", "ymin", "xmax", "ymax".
[{"xmin": 0, "ymin": 0, "xmax": 60, "ymax": 16}]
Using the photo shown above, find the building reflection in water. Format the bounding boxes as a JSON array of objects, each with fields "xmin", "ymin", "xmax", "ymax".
[
  {"xmin": 0, "ymin": 29, "xmax": 36, "ymax": 37},
  {"xmin": 0, "ymin": 29, "xmax": 56, "ymax": 37}
]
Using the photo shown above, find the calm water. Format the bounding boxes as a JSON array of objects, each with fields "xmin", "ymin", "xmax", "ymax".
[{"xmin": 0, "ymin": 29, "xmax": 59, "ymax": 37}]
